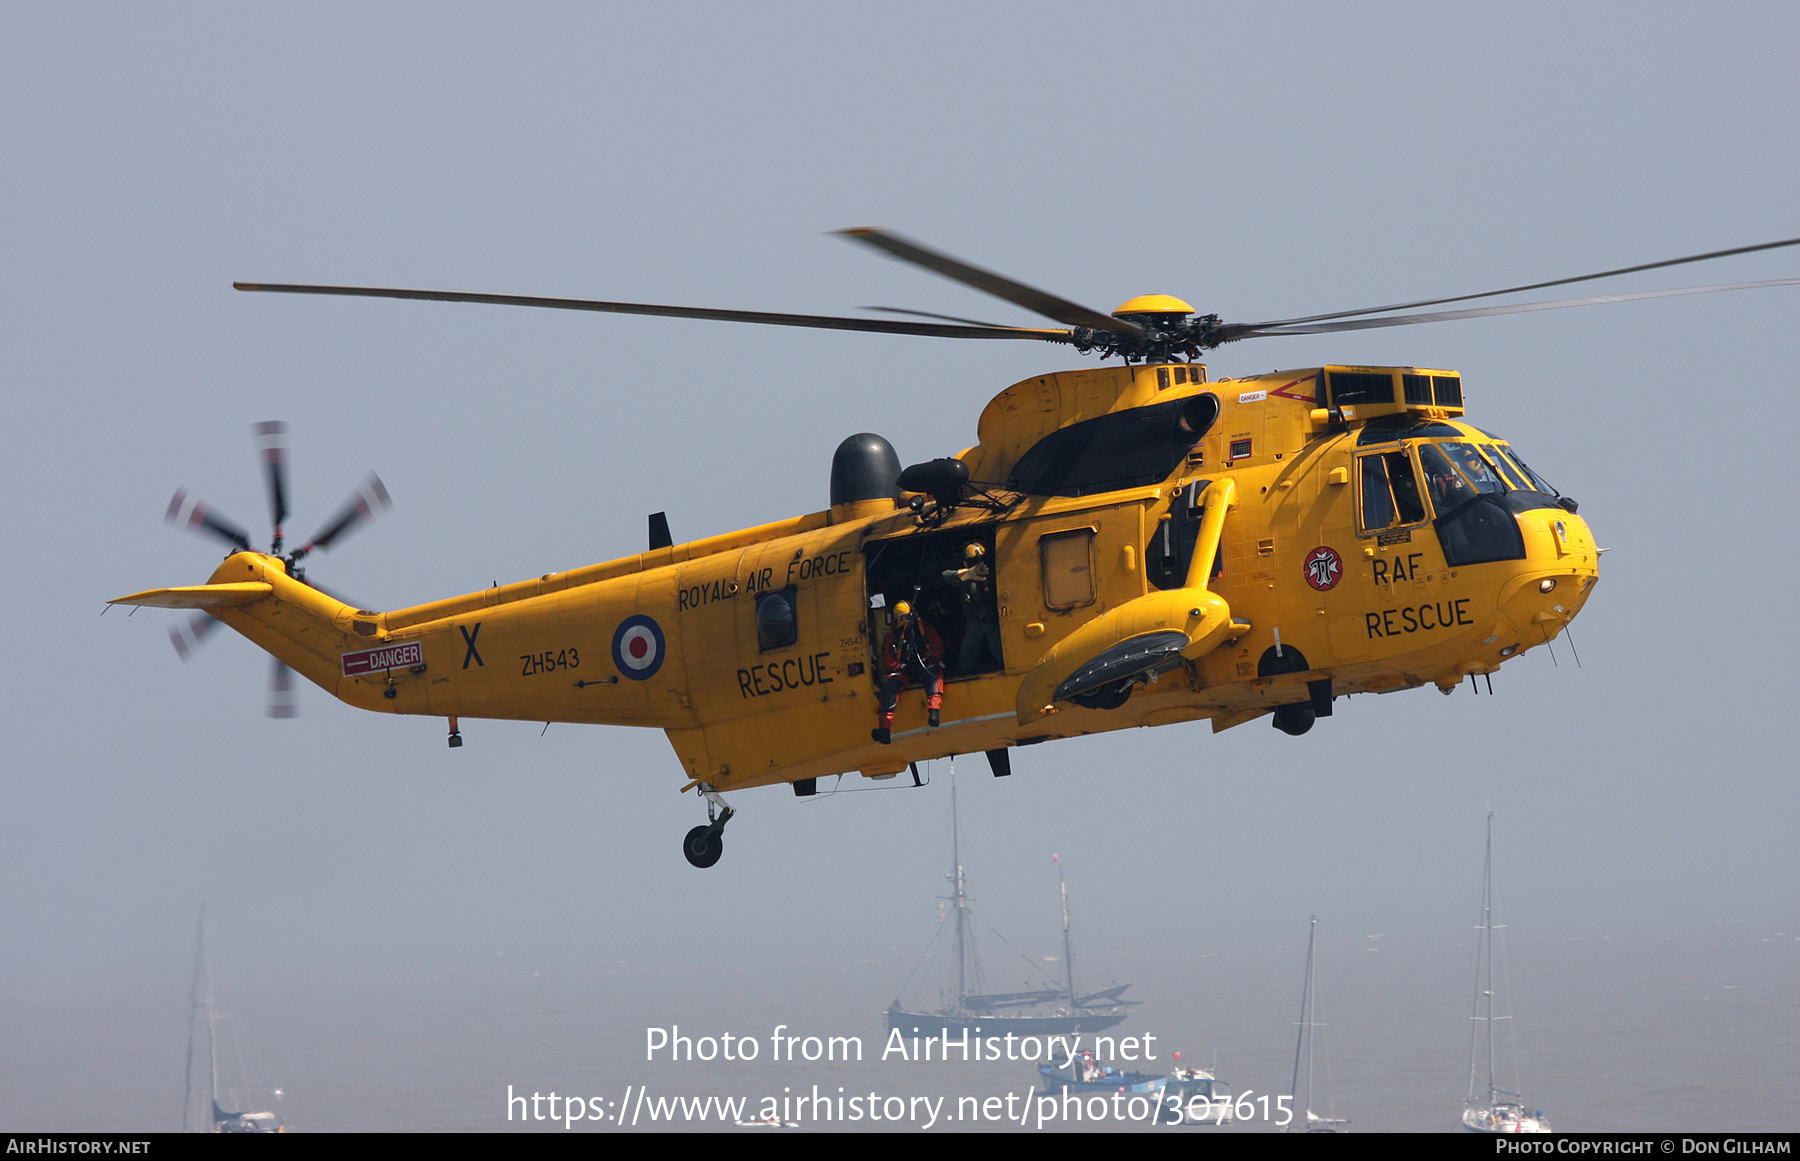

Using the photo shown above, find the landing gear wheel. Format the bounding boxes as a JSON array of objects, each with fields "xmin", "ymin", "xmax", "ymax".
[
  {"xmin": 683, "ymin": 787, "xmax": 735, "ymax": 869},
  {"xmin": 683, "ymin": 825, "xmax": 723, "ymax": 868},
  {"xmin": 1272, "ymin": 702, "xmax": 1316, "ymax": 736}
]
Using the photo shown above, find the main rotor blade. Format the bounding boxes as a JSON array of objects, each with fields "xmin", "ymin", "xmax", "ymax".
[
  {"xmin": 165, "ymin": 488, "xmax": 252, "ymax": 552},
  {"xmin": 1243, "ymin": 237, "xmax": 1800, "ymax": 329},
  {"xmin": 254, "ymin": 420, "xmax": 288, "ymax": 548},
  {"xmin": 862, "ymin": 305, "xmax": 1018, "ymax": 329},
  {"xmin": 835, "ymin": 228, "xmax": 1140, "ymax": 336},
  {"xmin": 234, "ymin": 283, "xmax": 1075, "ymax": 344},
  {"xmin": 1228, "ymin": 279, "xmax": 1800, "ymax": 338},
  {"xmin": 299, "ymin": 473, "xmax": 391, "ymax": 556}
]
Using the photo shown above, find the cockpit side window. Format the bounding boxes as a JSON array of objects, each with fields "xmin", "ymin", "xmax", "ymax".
[
  {"xmin": 1357, "ymin": 450, "xmax": 1427, "ymax": 533},
  {"xmin": 1387, "ymin": 451, "xmax": 1426, "ymax": 524},
  {"xmin": 1359, "ymin": 454, "xmax": 1395, "ymax": 532}
]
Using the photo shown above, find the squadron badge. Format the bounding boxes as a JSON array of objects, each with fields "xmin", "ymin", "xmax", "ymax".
[{"xmin": 1303, "ymin": 546, "xmax": 1343, "ymax": 592}]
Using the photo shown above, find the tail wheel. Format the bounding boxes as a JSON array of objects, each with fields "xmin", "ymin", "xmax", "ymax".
[{"xmin": 682, "ymin": 825, "xmax": 723, "ymax": 869}]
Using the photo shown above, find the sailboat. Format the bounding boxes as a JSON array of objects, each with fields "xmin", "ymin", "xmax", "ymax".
[
  {"xmin": 1461, "ymin": 813, "xmax": 1550, "ymax": 1134},
  {"xmin": 1285, "ymin": 917, "xmax": 1348, "ymax": 1133},
  {"xmin": 887, "ymin": 771, "xmax": 1130, "ymax": 1035},
  {"xmin": 183, "ymin": 903, "xmax": 284, "ymax": 1134}
]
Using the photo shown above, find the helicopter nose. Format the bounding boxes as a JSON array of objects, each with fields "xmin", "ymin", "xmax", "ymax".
[{"xmin": 1496, "ymin": 509, "xmax": 1600, "ymax": 651}]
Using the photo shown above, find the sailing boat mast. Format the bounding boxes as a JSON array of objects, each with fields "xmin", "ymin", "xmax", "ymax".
[
  {"xmin": 1286, "ymin": 916, "xmax": 1345, "ymax": 1132},
  {"xmin": 1459, "ymin": 811, "xmax": 1547, "ymax": 1132},
  {"xmin": 1056, "ymin": 855, "xmax": 1075, "ymax": 1005},
  {"xmin": 181, "ymin": 901, "xmax": 215, "ymax": 1133},
  {"xmin": 950, "ymin": 774, "xmax": 968, "ymax": 1006},
  {"xmin": 1287, "ymin": 916, "xmax": 1317, "ymax": 1133},
  {"xmin": 887, "ymin": 763, "xmax": 1129, "ymax": 1036},
  {"xmin": 1467, "ymin": 810, "xmax": 1508, "ymax": 1110}
]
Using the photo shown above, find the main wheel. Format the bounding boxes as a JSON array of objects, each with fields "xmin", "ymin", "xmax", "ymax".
[
  {"xmin": 1272, "ymin": 702, "xmax": 1316, "ymax": 736},
  {"xmin": 683, "ymin": 825, "xmax": 723, "ymax": 868},
  {"xmin": 1070, "ymin": 681, "xmax": 1133, "ymax": 711}
]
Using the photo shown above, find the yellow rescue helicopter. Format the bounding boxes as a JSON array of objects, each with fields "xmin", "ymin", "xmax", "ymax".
[{"xmin": 114, "ymin": 231, "xmax": 1799, "ymax": 867}]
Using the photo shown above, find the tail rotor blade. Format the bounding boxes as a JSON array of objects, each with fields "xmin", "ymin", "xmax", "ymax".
[
  {"xmin": 267, "ymin": 658, "xmax": 298, "ymax": 719},
  {"xmin": 168, "ymin": 612, "xmax": 223, "ymax": 661},
  {"xmin": 254, "ymin": 421, "xmax": 289, "ymax": 553},
  {"xmin": 298, "ymin": 474, "xmax": 391, "ymax": 556},
  {"xmin": 165, "ymin": 488, "xmax": 253, "ymax": 552}
]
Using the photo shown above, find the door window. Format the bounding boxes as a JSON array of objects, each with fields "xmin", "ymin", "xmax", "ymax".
[{"xmin": 1039, "ymin": 529, "xmax": 1096, "ymax": 610}]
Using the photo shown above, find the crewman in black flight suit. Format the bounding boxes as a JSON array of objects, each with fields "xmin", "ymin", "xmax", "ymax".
[{"xmin": 942, "ymin": 542, "xmax": 1000, "ymax": 673}]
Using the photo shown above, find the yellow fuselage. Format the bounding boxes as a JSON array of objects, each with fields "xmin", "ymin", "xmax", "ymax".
[{"xmin": 139, "ymin": 362, "xmax": 1599, "ymax": 796}]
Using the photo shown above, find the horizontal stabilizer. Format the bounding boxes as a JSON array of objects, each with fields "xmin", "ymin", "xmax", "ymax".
[{"xmin": 109, "ymin": 582, "xmax": 273, "ymax": 610}]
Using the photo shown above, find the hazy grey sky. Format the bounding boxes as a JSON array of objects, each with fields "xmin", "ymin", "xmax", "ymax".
[{"xmin": 2, "ymin": 1, "xmax": 1795, "ymax": 998}]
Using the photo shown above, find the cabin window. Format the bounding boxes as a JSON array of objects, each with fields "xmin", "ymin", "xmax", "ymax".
[
  {"xmin": 755, "ymin": 587, "xmax": 798, "ymax": 651},
  {"xmin": 1039, "ymin": 529, "xmax": 1096, "ymax": 610}
]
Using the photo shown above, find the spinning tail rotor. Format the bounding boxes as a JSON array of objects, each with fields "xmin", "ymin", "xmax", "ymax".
[{"xmin": 163, "ymin": 422, "xmax": 390, "ymax": 717}]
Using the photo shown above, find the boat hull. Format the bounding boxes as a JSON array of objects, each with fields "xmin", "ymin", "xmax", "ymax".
[
  {"xmin": 1037, "ymin": 1064, "xmax": 1165, "ymax": 1095},
  {"xmin": 886, "ymin": 1007, "xmax": 1126, "ymax": 1036},
  {"xmin": 1463, "ymin": 1104, "xmax": 1550, "ymax": 1133}
]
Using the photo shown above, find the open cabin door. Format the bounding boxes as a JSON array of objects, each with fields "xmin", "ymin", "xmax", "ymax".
[{"xmin": 861, "ymin": 525, "xmax": 1004, "ymax": 682}]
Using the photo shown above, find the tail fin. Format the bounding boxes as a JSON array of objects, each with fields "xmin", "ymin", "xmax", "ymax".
[{"xmin": 112, "ymin": 557, "xmax": 370, "ymax": 706}]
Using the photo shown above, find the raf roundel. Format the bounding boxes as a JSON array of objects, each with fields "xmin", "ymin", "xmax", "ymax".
[
  {"xmin": 1303, "ymin": 546, "xmax": 1343, "ymax": 592},
  {"xmin": 611, "ymin": 614, "xmax": 666, "ymax": 681}
]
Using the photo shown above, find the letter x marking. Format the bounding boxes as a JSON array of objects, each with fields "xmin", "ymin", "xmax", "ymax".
[{"xmin": 460, "ymin": 623, "xmax": 484, "ymax": 669}]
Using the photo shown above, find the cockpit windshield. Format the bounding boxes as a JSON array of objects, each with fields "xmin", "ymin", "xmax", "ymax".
[
  {"xmin": 1357, "ymin": 431, "xmax": 1563, "ymax": 537},
  {"xmin": 1491, "ymin": 444, "xmax": 1559, "ymax": 497},
  {"xmin": 1417, "ymin": 442, "xmax": 1506, "ymax": 510}
]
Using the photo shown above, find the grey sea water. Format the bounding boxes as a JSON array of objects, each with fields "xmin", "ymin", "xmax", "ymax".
[{"xmin": 4, "ymin": 921, "xmax": 1793, "ymax": 1133}]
